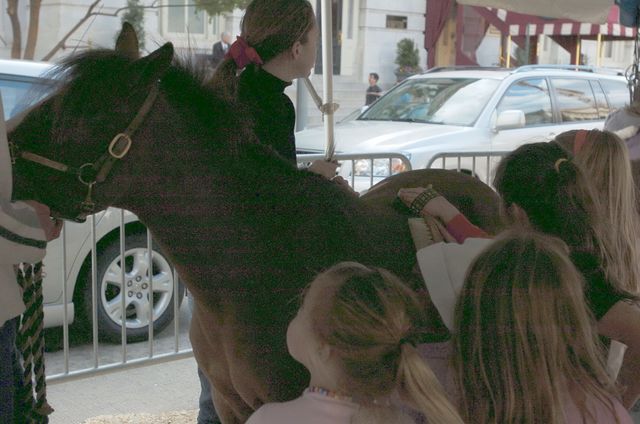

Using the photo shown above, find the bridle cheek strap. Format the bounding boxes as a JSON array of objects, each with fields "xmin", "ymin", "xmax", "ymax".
[{"xmin": 10, "ymin": 83, "xmax": 160, "ymax": 222}]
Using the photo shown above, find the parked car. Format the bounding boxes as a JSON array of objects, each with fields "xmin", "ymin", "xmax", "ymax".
[
  {"xmin": 296, "ymin": 65, "xmax": 629, "ymax": 182},
  {"xmin": 1, "ymin": 59, "xmax": 184, "ymax": 342}
]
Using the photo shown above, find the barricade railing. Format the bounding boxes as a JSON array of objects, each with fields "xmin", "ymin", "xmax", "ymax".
[
  {"xmin": 297, "ymin": 152, "xmax": 412, "ymax": 192},
  {"xmin": 45, "ymin": 211, "xmax": 192, "ymax": 384},
  {"xmin": 45, "ymin": 152, "xmax": 413, "ymax": 384},
  {"xmin": 425, "ymin": 150, "xmax": 512, "ymax": 186}
]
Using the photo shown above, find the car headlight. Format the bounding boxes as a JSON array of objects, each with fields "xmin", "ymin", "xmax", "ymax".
[{"xmin": 353, "ymin": 158, "xmax": 409, "ymax": 177}]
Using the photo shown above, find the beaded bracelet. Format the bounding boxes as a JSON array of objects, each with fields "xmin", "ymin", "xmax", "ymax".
[{"xmin": 409, "ymin": 185, "xmax": 441, "ymax": 216}]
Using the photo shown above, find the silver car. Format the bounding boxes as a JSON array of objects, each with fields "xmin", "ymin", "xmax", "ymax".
[{"xmin": 296, "ymin": 65, "xmax": 629, "ymax": 183}]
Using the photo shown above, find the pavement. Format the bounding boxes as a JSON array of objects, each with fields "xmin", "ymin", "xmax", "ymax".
[{"xmin": 47, "ymin": 356, "xmax": 201, "ymax": 424}]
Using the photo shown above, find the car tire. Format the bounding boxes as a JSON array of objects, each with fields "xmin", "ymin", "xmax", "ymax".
[{"xmin": 80, "ymin": 231, "xmax": 185, "ymax": 343}]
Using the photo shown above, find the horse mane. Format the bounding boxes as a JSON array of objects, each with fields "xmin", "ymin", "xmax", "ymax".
[{"xmin": 47, "ymin": 49, "xmax": 261, "ymax": 159}]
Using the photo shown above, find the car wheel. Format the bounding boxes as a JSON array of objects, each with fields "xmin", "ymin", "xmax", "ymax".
[{"xmin": 81, "ymin": 232, "xmax": 185, "ymax": 343}]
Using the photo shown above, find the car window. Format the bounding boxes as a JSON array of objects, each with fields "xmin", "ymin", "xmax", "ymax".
[
  {"xmin": 0, "ymin": 76, "xmax": 51, "ymax": 120},
  {"xmin": 590, "ymin": 80, "xmax": 610, "ymax": 119},
  {"xmin": 496, "ymin": 78, "xmax": 553, "ymax": 126},
  {"xmin": 600, "ymin": 79, "xmax": 629, "ymax": 112},
  {"xmin": 550, "ymin": 78, "xmax": 599, "ymax": 122},
  {"xmin": 359, "ymin": 77, "xmax": 500, "ymax": 126}
]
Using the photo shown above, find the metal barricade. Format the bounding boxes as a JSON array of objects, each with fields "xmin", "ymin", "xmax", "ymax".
[
  {"xmin": 45, "ymin": 211, "xmax": 192, "ymax": 384},
  {"xmin": 45, "ymin": 152, "xmax": 413, "ymax": 384},
  {"xmin": 297, "ymin": 152, "xmax": 412, "ymax": 193},
  {"xmin": 425, "ymin": 150, "xmax": 512, "ymax": 186}
]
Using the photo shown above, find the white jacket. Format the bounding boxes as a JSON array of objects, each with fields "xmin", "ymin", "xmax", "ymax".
[
  {"xmin": 416, "ymin": 238, "xmax": 493, "ymax": 331},
  {"xmin": 0, "ymin": 97, "xmax": 46, "ymax": 326}
]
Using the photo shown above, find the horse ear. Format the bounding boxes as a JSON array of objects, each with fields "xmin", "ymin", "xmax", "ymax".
[
  {"xmin": 132, "ymin": 43, "xmax": 174, "ymax": 86},
  {"xmin": 115, "ymin": 22, "xmax": 140, "ymax": 59}
]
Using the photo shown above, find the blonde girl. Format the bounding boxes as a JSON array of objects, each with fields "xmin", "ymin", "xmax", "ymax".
[
  {"xmin": 453, "ymin": 230, "xmax": 632, "ymax": 424},
  {"xmin": 555, "ymin": 129, "xmax": 640, "ymax": 294},
  {"xmin": 398, "ymin": 139, "xmax": 640, "ymax": 408},
  {"xmin": 247, "ymin": 262, "xmax": 463, "ymax": 424}
]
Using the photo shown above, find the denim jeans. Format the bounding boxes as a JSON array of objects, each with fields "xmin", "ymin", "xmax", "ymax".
[
  {"xmin": 0, "ymin": 317, "xmax": 22, "ymax": 423},
  {"xmin": 196, "ymin": 367, "xmax": 221, "ymax": 424},
  {"xmin": 188, "ymin": 292, "xmax": 221, "ymax": 424}
]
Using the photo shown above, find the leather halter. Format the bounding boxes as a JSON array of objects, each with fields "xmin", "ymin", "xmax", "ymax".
[{"xmin": 9, "ymin": 84, "xmax": 160, "ymax": 223}]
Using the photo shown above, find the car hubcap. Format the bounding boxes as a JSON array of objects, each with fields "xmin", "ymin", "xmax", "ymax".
[{"xmin": 100, "ymin": 247, "xmax": 174, "ymax": 329}]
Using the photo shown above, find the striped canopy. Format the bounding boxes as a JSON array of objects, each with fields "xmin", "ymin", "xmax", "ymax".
[
  {"xmin": 457, "ymin": 0, "xmax": 614, "ymax": 23},
  {"xmin": 481, "ymin": 6, "xmax": 636, "ymax": 38}
]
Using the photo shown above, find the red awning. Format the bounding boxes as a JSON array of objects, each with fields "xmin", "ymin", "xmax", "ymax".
[{"xmin": 475, "ymin": 5, "xmax": 635, "ymax": 38}]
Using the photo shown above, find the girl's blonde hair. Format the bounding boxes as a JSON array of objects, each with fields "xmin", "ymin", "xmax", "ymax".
[
  {"xmin": 210, "ymin": 0, "xmax": 315, "ymax": 100},
  {"xmin": 309, "ymin": 262, "xmax": 463, "ymax": 424},
  {"xmin": 453, "ymin": 230, "xmax": 620, "ymax": 424},
  {"xmin": 493, "ymin": 141, "xmax": 636, "ymax": 296},
  {"xmin": 556, "ymin": 129, "xmax": 640, "ymax": 294}
]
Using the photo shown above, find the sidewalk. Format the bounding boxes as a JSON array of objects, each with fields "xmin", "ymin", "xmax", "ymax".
[{"xmin": 47, "ymin": 356, "xmax": 200, "ymax": 424}]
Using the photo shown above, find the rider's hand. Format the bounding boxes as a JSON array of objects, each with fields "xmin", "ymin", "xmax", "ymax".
[
  {"xmin": 308, "ymin": 160, "xmax": 339, "ymax": 180},
  {"xmin": 24, "ymin": 200, "xmax": 63, "ymax": 241}
]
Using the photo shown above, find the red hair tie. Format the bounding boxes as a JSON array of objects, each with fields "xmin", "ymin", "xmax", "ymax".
[
  {"xmin": 573, "ymin": 130, "xmax": 589, "ymax": 155},
  {"xmin": 225, "ymin": 36, "xmax": 263, "ymax": 69}
]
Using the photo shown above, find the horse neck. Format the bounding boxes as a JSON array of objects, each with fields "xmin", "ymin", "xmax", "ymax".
[{"xmin": 110, "ymin": 130, "xmax": 414, "ymax": 293}]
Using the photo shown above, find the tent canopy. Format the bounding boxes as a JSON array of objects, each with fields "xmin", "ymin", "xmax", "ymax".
[
  {"xmin": 479, "ymin": 6, "xmax": 635, "ymax": 38},
  {"xmin": 456, "ymin": 0, "xmax": 614, "ymax": 24}
]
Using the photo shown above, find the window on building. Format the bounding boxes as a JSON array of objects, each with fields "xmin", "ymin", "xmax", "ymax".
[
  {"xmin": 551, "ymin": 78, "xmax": 599, "ymax": 122},
  {"xmin": 497, "ymin": 78, "xmax": 553, "ymax": 126},
  {"xmin": 604, "ymin": 41, "xmax": 613, "ymax": 58},
  {"xmin": 167, "ymin": 0, "xmax": 205, "ymax": 34},
  {"xmin": 386, "ymin": 15, "xmax": 408, "ymax": 30}
]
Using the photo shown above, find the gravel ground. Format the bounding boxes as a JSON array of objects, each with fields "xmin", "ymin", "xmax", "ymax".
[{"xmin": 83, "ymin": 410, "xmax": 198, "ymax": 423}]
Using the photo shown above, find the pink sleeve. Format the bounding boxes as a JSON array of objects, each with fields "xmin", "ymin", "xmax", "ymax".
[{"xmin": 445, "ymin": 214, "xmax": 490, "ymax": 243}]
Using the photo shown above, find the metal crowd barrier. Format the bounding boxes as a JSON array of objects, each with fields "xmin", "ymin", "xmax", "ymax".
[
  {"xmin": 45, "ymin": 150, "xmax": 508, "ymax": 384},
  {"xmin": 297, "ymin": 152, "xmax": 413, "ymax": 192},
  {"xmin": 425, "ymin": 150, "xmax": 512, "ymax": 186},
  {"xmin": 45, "ymin": 211, "xmax": 192, "ymax": 384}
]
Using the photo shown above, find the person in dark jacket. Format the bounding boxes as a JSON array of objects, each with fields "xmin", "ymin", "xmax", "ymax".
[
  {"xmin": 198, "ymin": 1, "xmax": 319, "ymax": 422},
  {"xmin": 211, "ymin": 32, "xmax": 232, "ymax": 69}
]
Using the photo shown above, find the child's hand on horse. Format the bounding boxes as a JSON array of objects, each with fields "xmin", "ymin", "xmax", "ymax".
[{"xmin": 397, "ymin": 187, "xmax": 459, "ymax": 223}]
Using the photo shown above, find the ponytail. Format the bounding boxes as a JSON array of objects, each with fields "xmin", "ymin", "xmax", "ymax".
[
  {"xmin": 210, "ymin": 57, "xmax": 239, "ymax": 102},
  {"xmin": 397, "ymin": 344, "xmax": 464, "ymax": 424},
  {"xmin": 208, "ymin": 0, "xmax": 315, "ymax": 102},
  {"xmin": 494, "ymin": 142, "xmax": 601, "ymax": 254}
]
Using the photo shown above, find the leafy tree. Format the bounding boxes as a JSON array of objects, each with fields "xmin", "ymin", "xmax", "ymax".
[
  {"xmin": 194, "ymin": 0, "xmax": 250, "ymax": 17},
  {"xmin": 121, "ymin": 0, "xmax": 145, "ymax": 50},
  {"xmin": 395, "ymin": 38, "xmax": 421, "ymax": 72}
]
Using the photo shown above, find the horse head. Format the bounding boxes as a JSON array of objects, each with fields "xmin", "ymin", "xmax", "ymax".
[{"xmin": 8, "ymin": 32, "xmax": 174, "ymax": 221}]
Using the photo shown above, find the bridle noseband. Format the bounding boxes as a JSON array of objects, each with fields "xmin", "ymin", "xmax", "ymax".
[{"xmin": 9, "ymin": 84, "xmax": 160, "ymax": 223}]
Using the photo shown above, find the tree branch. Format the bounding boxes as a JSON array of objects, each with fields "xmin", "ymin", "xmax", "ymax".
[
  {"xmin": 41, "ymin": 0, "xmax": 102, "ymax": 61},
  {"xmin": 6, "ymin": 0, "xmax": 22, "ymax": 58}
]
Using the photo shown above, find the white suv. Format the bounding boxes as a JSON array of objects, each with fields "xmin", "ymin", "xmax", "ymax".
[
  {"xmin": 1, "ymin": 59, "xmax": 184, "ymax": 343},
  {"xmin": 296, "ymin": 66, "xmax": 628, "ymax": 182}
]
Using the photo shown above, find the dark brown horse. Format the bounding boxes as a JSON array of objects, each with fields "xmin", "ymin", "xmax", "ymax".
[{"xmin": 8, "ymin": 40, "xmax": 501, "ymax": 422}]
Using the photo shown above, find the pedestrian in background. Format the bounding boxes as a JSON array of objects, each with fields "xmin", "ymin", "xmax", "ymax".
[
  {"xmin": 365, "ymin": 72, "xmax": 382, "ymax": 106},
  {"xmin": 211, "ymin": 32, "xmax": 232, "ymax": 69}
]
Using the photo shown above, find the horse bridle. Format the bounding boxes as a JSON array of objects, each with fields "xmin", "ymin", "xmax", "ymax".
[{"xmin": 9, "ymin": 84, "xmax": 160, "ymax": 223}]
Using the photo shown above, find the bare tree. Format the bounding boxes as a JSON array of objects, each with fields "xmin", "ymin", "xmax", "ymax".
[{"xmin": 6, "ymin": 0, "xmax": 249, "ymax": 61}]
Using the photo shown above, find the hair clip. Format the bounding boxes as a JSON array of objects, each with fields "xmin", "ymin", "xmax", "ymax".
[{"xmin": 554, "ymin": 158, "xmax": 568, "ymax": 173}]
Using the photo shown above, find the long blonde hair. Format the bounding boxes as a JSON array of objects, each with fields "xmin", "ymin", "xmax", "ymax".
[
  {"xmin": 310, "ymin": 262, "xmax": 463, "ymax": 424},
  {"xmin": 453, "ymin": 230, "xmax": 620, "ymax": 424},
  {"xmin": 556, "ymin": 129, "xmax": 640, "ymax": 294},
  {"xmin": 493, "ymin": 140, "xmax": 637, "ymax": 296},
  {"xmin": 209, "ymin": 0, "xmax": 315, "ymax": 100}
]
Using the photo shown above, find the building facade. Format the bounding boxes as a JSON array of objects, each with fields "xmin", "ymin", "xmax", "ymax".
[{"xmin": 0, "ymin": 0, "xmax": 427, "ymax": 87}]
